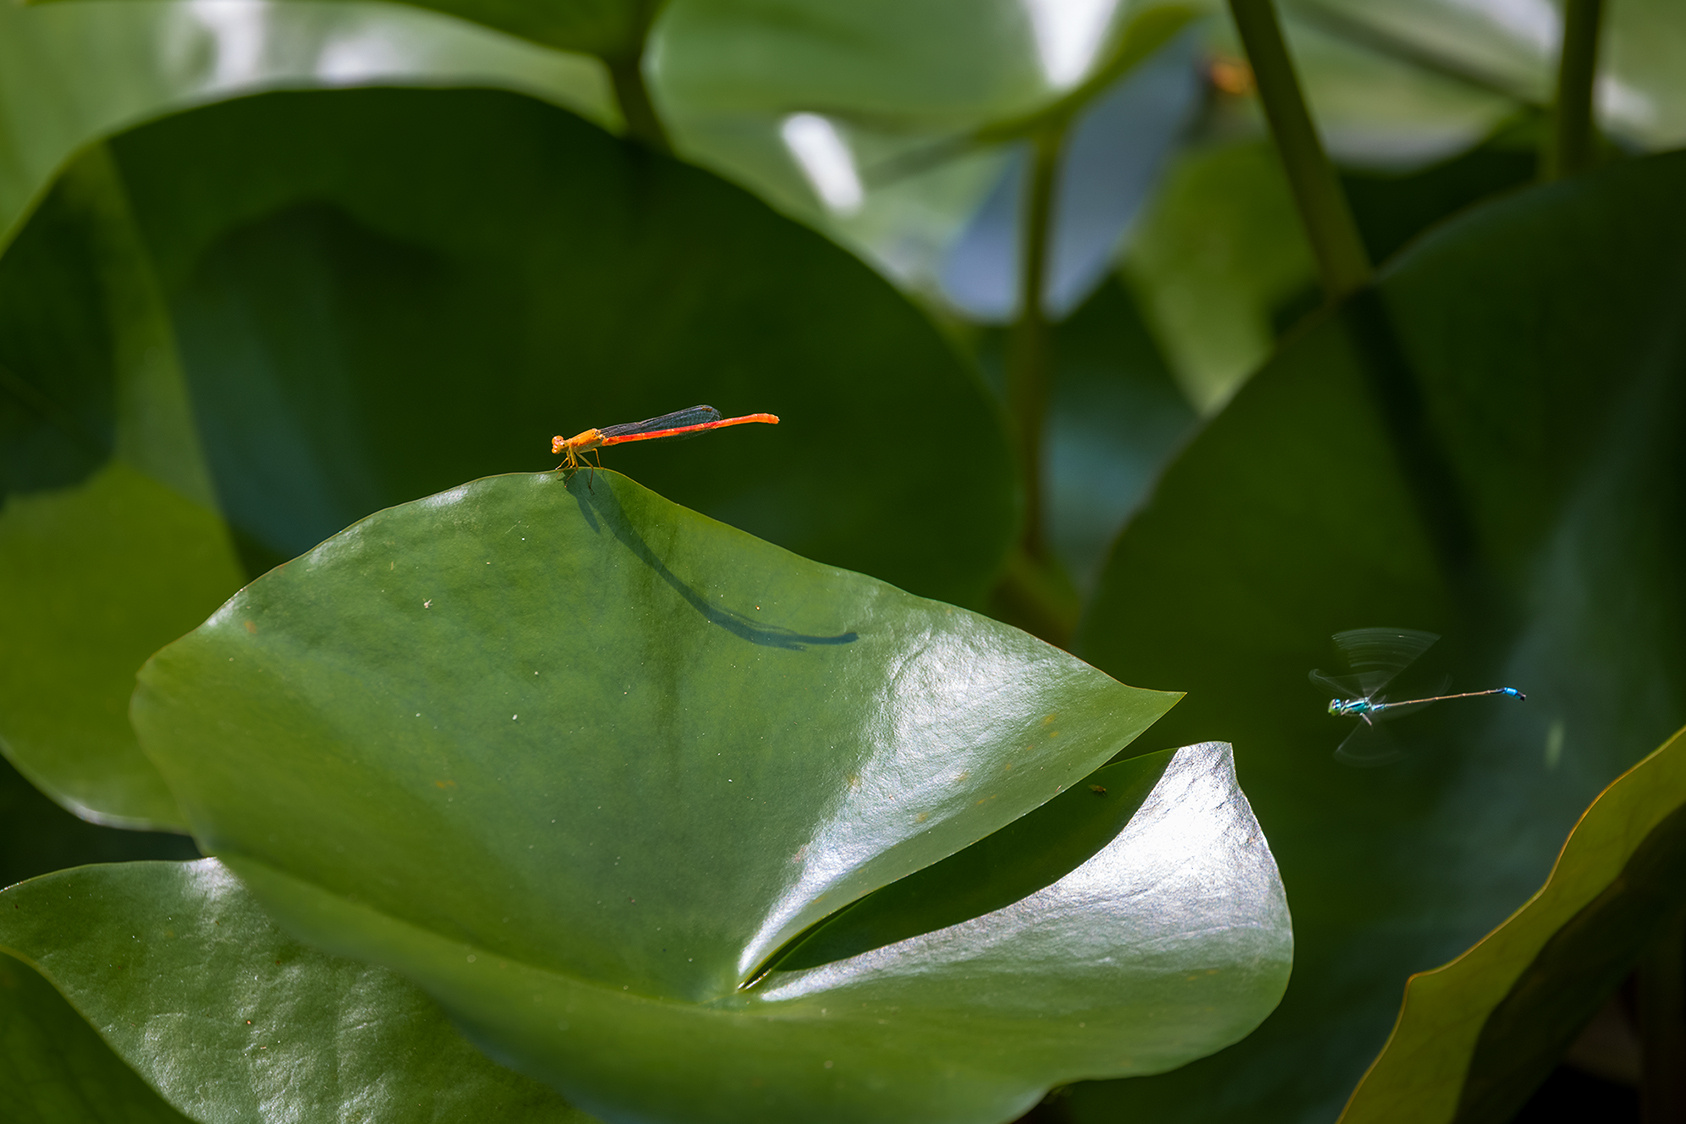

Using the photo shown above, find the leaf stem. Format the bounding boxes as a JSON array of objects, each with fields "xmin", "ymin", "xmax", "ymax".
[
  {"xmin": 607, "ymin": 55, "xmax": 672, "ymax": 154},
  {"xmin": 1226, "ymin": 0, "xmax": 1370, "ymax": 300},
  {"xmin": 1542, "ymin": 0, "xmax": 1606, "ymax": 180},
  {"xmin": 991, "ymin": 546, "xmax": 1079, "ymax": 651},
  {"xmin": 1006, "ymin": 127, "xmax": 1061, "ymax": 561},
  {"xmin": 1638, "ymin": 909, "xmax": 1686, "ymax": 1123}
]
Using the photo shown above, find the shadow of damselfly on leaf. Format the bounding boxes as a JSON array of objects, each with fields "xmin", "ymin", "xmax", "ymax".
[{"xmin": 1311, "ymin": 628, "xmax": 1525, "ymax": 767}]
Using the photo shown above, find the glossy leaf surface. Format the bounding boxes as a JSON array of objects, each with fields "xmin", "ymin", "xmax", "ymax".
[
  {"xmin": 0, "ymin": 860, "xmax": 594, "ymax": 1124},
  {"xmin": 0, "ymin": 85, "xmax": 1014, "ymax": 825},
  {"xmin": 1072, "ymin": 152, "xmax": 1686, "ymax": 1121},
  {"xmin": 128, "ymin": 469, "xmax": 1289, "ymax": 1123},
  {"xmin": 0, "ymin": 952, "xmax": 193, "ymax": 1124},
  {"xmin": 1341, "ymin": 724, "xmax": 1686, "ymax": 1124}
]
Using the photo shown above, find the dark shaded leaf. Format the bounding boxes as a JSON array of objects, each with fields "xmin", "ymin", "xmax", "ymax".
[
  {"xmin": 1071, "ymin": 152, "xmax": 1686, "ymax": 1123},
  {"xmin": 0, "ymin": 754, "xmax": 196, "ymax": 892},
  {"xmin": 1340, "ymin": 724, "xmax": 1686, "ymax": 1124}
]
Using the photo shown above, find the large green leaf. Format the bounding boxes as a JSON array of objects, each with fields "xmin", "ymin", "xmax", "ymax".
[
  {"xmin": 128, "ymin": 469, "xmax": 1289, "ymax": 1123},
  {"xmin": 0, "ymin": 861, "xmax": 595, "ymax": 1124},
  {"xmin": 1123, "ymin": 127, "xmax": 1536, "ymax": 415},
  {"xmin": 652, "ymin": 0, "xmax": 1515, "ymax": 277},
  {"xmin": 0, "ymin": 147, "xmax": 241, "ymax": 830},
  {"xmin": 0, "ymin": 952, "xmax": 193, "ymax": 1124},
  {"xmin": 1340, "ymin": 723, "xmax": 1686, "ymax": 1124},
  {"xmin": 1121, "ymin": 139, "xmax": 1318, "ymax": 412},
  {"xmin": 0, "ymin": 85, "xmax": 1014, "ymax": 826},
  {"xmin": 1069, "ymin": 151, "xmax": 1686, "ymax": 1121},
  {"xmin": 1289, "ymin": 0, "xmax": 1686, "ymax": 149},
  {"xmin": 0, "ymin": 0, "xmax": 614, "ymax": 253},
  {"xmin": 654, "ymin": 0, "xmax": 1141, "ymax": 131},
  {"xmin": 1273, "ymin": 14, "xmax": 1518, "ymax": 169},
  {"xmin": 100, "ymin": 87, "xmax": 1013, "ymax": 600},
  {"xmin": 649, "ymin": 2, "xmax": 1199, "ymax": 301},
  {"xmin": 30, "ymin": 0, "xmax": 649, "ymax": 58},
  {"xmin": 0, "ymin": 0, "xmax": 610, "ymax": 829}
]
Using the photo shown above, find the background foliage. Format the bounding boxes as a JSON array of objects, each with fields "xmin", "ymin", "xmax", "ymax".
[{"xmin": 3, "ymin": 0, "xmax": 1685, "ymax": 1121}]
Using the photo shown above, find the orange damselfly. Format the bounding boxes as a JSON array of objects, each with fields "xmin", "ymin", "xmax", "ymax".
[{"xmin": 552, "ymin": 406, "xmax": 779, "ymax": 472}]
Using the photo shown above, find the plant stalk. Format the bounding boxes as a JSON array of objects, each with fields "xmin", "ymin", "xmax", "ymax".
[
  {"xmin": 608, "ymin": 55, "xmax": 672, "ymax": 154},
  {"xmin": 1543, "ymin": 0, "xmax": 1606, "ymax": 180},
  {"xmin": 1006, "ymin": 128, "xmax": 1061, "ymax": 562},
  {"xmin": 1226, "ymin": 0, "xmax": 1370, "ymax": 300},
  {"xmin": 991, "ymin": 546, "xmax": 1079, "ymax": 651}
]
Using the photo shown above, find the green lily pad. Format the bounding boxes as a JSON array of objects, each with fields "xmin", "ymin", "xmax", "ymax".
[
  {"xmin": 1340, "ymin": 723, "xmax": 1686, "ymax": 1124},
  {"xmin": 129, "ymin": 469, "xmax": 1289, "ymax": 1122},
  {"xmin": 0, "ymin": 860, "xmax": 594, "ymax": 1124},
  {"xmin": 1, "ymin": 84, "xmax": 1014, "ymax": 827},
  {"xmin": 1070, "ymin": 151, "xmax": 1686, "ymax": 1121}
]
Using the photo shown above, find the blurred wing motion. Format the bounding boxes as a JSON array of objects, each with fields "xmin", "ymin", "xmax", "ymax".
[
  {"xmin": 1329, "ymin": 674, "xmax": 1453, "ymax": 767},
  {"xmin": 1308, "ymin": 668, "xmax": 1367, "ymax": 699},
  {"xmin": 1315, "ymin": 628, "xmax": 1442, "ymax": 767},
  {"xmin": 1333, "ymin": 723, "xmax": 1409, "ymax": 768},
  {"xmin": 1329, "ymin": 627, "xmax": 1439, "ymax": 699}
]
